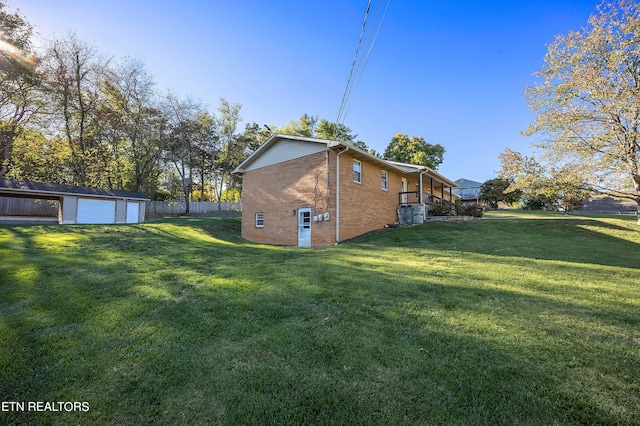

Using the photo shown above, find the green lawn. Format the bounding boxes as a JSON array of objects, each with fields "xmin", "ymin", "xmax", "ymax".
[{"xmin": 1, "ymin": 211, "xmax": 639, "ymax": 425}]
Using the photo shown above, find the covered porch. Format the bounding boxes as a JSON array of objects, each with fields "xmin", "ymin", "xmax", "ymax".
[{"xmin": 389, "ymin": 161, "xmax": 458, "ymax": 224}]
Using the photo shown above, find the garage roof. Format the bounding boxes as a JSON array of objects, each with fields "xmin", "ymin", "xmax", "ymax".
[{"xmin": 0, "ymin": 178, "xmax": 149, "ymax": 201}]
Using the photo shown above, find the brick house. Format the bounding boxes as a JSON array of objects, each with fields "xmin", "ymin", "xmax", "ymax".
[{"xmin": 233, "ymin": 134, "xmax": 457, "ymax": 247}]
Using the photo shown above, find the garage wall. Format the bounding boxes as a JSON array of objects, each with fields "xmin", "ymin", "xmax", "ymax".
[
  {"xmin": 58, "ymin": 196, "xmax": 145, "ymax": 224},
  {"xmin": 61, "ymin": 196, "xmax": 78, "ymax": 224},
  {"xmin": 115, "ymin": 200, "xmax": 127, "ymax": 224}
]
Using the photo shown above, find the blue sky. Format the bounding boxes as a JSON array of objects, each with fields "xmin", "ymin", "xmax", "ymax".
[{"xmin": 10, "ymin": 0, "xmax": 598, "ymax": 183}]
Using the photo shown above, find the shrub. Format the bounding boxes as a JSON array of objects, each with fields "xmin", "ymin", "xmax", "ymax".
[{"xmin": 456, "ymin": 201, "xmax": 484, "ymax": 217}]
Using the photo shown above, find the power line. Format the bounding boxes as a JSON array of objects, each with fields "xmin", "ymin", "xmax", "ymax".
[
  {"xmin": 336, "ymin": 0, "xmax": 372, "ymax": 125},
  {"xmin": 336, "ymin": 0, "xmax": 391, "ymax": 125},
  {"xmin": 342, "ymin": 0, "xmax": 391, "ymax": 122}
]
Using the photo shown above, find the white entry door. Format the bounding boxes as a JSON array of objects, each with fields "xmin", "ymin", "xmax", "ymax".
[
  {"xmin": 297, "ymin": 208, "xmax": 312, "ymax": 247},
  {"xmin": 126, "ymin": 202, "xmax": 140, "ymax": 223},
  {"xmin": 401, "ymin": 178, "xmax": 408, "ymax": 204}
]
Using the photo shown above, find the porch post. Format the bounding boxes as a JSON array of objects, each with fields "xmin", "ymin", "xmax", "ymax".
[{"xmin": 419, "ymin": 172, "xmax": 423, "ymax": 203}]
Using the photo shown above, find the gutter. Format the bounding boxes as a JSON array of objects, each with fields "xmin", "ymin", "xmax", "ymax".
[{"xmin": 335, "ymin": 146, "xmax": 350, "ymax": 243}]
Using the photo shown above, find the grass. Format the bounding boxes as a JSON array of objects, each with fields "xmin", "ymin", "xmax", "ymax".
[{"xmin": 0, "ymin": 211, "xmax": 639, "ymax": 425}]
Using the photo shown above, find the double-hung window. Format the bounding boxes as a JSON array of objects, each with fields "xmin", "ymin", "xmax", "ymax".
[
  {"xmin": 255, "ymin": 212, "xmax": 264, "ymax": 227},
  {"xmin": 353, "ymin": 160, "xmax": 362, "ymax": 184},
  {"xmin": 381, "ymin": 170, "xmax": 388, "ymax": 191}
]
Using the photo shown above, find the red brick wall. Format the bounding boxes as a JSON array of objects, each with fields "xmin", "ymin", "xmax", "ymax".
[
  {"xmin": 240, "ymin": 148, "xmax": 426, "ymax": 246},
  {"xmin": 337, "ymin": 152, "xmax": 414, "ymax": 241},
  {"xmin": 241, "ymin": 151, "xmax": 336, "ymax": 247}
]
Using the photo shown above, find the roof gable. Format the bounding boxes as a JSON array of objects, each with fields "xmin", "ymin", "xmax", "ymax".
[
  {"xmin": 236, "ymin": 137, "xmax": 328, "ymax": 172},
  {"xmin": 233, "ymin": 134, "xmax": 332, "ymax": 173}
]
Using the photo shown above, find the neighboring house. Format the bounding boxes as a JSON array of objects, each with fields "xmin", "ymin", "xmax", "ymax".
[
  {"xmin": 232, "ymin": 134, "xmax": 457, "ymax": 247},
  {"xmin": 581, "ymin": 195, "xmax": 637, "ymax": 214},
  {"xmin": 0, "ymin": 178, "xmax": 149, "ymax": 224},
  {"xmin": 453, "ymin": 178, "xmax": 483, "ymax": 201}
]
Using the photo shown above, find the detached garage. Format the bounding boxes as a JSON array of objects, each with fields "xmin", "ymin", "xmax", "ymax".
[{"xmin": 0, "ymin": 178, "xmax": 149, "ymax": 224}]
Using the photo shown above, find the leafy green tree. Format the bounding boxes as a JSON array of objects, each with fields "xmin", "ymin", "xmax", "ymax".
[
  {"xmin": 315, "ymin": 119, "xmax": 353, "ymax": 142},
  {"xmin": 383, "ymin": 134, "xmax": 445, "ymax": 170},
  {"xmin": 42, "ymin": 33, "xmax": 108, "ymax": 186},
  {"xmin": 214, "ymin": 98, "xmax": 245, "ymax": 210},
  {"xmin": 278, "ymin": 113, "xmax": 318, "ymax": 137},
  {"xmin": 4, "ymin": 128, "xmax": 71, "ymax": 183},
  {"xmin": 0, "ymin": 1, "xmax": 41, "ymax": 178},
  {"xmin": 276, "ymin": 114, "xmax": 373, "ymax": 152},
  {"xmin": 98, "ymin": 57, "xmax": 163, "ymax": 193},
  {"xmin": 498, "ymin": 148, "xmax": 591, "ymax": 214},
  {"xmin": 161, "ymin": 93, "xmax": 206, "ymax": 213},
  {"xmin": 524, "ymin": 0, "xmax": 640, "ymax": 223},
  {"xmin": 480, "ymin": 178, "xmax": 522, "ymax": 209}
]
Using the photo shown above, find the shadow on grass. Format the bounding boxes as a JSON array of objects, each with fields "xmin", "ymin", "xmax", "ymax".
[{"xmin": 0, "ymin": 217, "xmax": 638, "ymax": 425}]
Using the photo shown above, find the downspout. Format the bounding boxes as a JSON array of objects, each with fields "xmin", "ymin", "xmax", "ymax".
[
  {"xmin": 335, "ymin": 146, "xmax": 350, "ymax": 243},
  {"xmin": 326, "ymin": 150, "xmax": 330, "ymax": 206}
]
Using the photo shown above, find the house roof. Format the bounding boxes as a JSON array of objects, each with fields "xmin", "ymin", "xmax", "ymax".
[
  {"xmin": 454, "ymin": 178, "xmax": 483, "ymax": 189},
  {"xmin": 0, "ymin": 178, "xmax": 149, "ymax": 201},
  {"xmin": 385, "ymin": 161, "xmax": 458, "ymax": 188},
  {"xmin": 233, "ymin": 134, "xmax": 457, "ymax": 187}
]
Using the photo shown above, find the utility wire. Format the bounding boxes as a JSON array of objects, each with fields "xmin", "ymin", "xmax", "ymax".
[
  {"xmin": 341, "ymin": 0, "xmax": 381, "ymax": 120},
  {"xmin": 336, "ymin": 0, "xmax": 372, "ymax": 125},
  {"xmin": 342, "ymin": 0, "xmax": 391, "ymax": 121},
  {"xmin": 336, "ymin": 0, "xmax": 391, "ymax": 125}
]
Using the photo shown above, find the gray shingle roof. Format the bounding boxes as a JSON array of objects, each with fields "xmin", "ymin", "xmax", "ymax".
[{"xmin": 0, "ymin": 178, "xmax": 149, "ymax": 200}]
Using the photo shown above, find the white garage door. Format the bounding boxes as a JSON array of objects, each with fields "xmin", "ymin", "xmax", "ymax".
[
  {"xmin": 77, "ymin": 198, "xmax": 116, "ymax": 224},
  {"xmin": 126, "ymin": 202, "xmax": 139, "ymax": 223}
]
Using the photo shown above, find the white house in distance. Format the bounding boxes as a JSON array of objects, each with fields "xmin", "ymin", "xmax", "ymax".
[{"xmin": 452, "ymin": 178, "xmax": 483, "ymax": 201}]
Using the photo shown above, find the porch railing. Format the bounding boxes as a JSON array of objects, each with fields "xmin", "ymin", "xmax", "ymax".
[{"xmin": 398, "ymin": 191, "xmax": 420, "ymax": 204}]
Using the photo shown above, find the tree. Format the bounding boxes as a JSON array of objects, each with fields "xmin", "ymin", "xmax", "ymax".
[
  {"xmin": 276, "ymin": 114, "xmax": 374, "ymax": 152},
  {"xmin": 498, "ymin": 148, "xmax": 591, "ymax": 214},
  {"xmin": 480, "ymin": 178, "xmax": 522, "ymax": 209},
  {"xmin": 543, "ymin": 166, "xmax": 592, "ymax": 214},
  {"xmin": 214, "ymin": 98, "xmax": 243, "ymax": 210},
  {"xmin": 3, "ymin": 128, "xmax": 71, "ymax": 183},
  {"xmin": 383, "ymin": 134, "xmax": 445, "ymax": 170},
  {"xmin": 98, "ymin": 57, "xmax": 163, "ymax": 193},
  {"xmin": 524, "ymin": 0, "xmax": 640, "ymax": 223},
  {"xmin": 278, "ymin": 113, "xmax": 318, "ymax": 137},
  {"xmin": 42, "ymin": 34, "xmax": 108, "ymax": 186},
  {"xmin": 0, "ymin": 1, "xmax": 41, "ymax": 177},
  {"xmin": 161, "ymin": 93, "xmax": 205, "ymax": 213}
]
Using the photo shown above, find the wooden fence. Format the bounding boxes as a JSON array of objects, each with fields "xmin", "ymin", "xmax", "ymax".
[
  {"xmin": 147, "ymin": 201, "xmax": 241, "ymax": 217},
  {"xmin": 0, "ymin": 197, "xmax": 59, "ymax": 217}
]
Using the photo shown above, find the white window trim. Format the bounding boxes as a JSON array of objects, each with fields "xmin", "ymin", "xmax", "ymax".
[
  {"xmin": 255, "ymin": 212, "xmax": 264, "ymax": 228},
  {"xmin": 353, "ymin": 160, "xmax": 362, "ymax": 184},
  {"xmin": 381, "ymin": 170, "xmax": 388, "ymax": 191}
]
